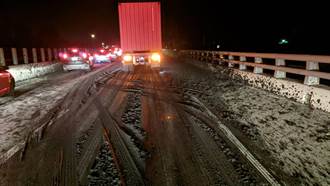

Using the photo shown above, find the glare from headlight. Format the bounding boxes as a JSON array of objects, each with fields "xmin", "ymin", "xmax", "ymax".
[{"xmin": 151, "ymin": 53, "xmax": 161, "ymax": 62}]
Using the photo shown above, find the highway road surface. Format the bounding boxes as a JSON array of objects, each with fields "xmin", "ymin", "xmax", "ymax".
[{"xmin": 0, "ymin": 57, "xmax": 329, "ymax": 185}]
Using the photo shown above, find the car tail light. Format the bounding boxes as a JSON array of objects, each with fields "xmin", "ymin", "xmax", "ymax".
[
  {"xmin": 151, "ymin": 53, "xmax": 161, "ymax": 62},
  {"xmin": 100, "ymin": 49, "xmax": 105, "ymax": 53},
  {"xmin": 115, "ymin": 49, "xmax": 123, "ymax": 56},
  {"xmin": 123, "ymin": 55, "xmax": 132, "ymax": 62},
  {"xmin": 89, "ymin": 56, "xmax": 94, "ymax": 61},
  {"xmin": 81, "ymin": 52, "xmax": 87, "ymax": 59},
  {"xmin": 63, "ymin": 53, "xmax": 68, "ymax": 59},
  {"xmin": 72, "ymin": 49, "xmax": 78, "ymax": 53}
]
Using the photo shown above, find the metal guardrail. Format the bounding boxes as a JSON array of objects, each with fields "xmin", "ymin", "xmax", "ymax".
[
  {"xmin": 0, "ymin": 47, "xmax": 64, "ymax": 66},
  {"xmin": 181, "ymin": 50, "xmax": 330, "ymax": 86}
]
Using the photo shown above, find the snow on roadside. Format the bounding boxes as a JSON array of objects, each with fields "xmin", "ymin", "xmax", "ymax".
[
  {"xmin": 0, "ymin": 78, "xmax": 80, "ymax": 161},
  {"xmin": 171, "ymin": 59, "xmax": 330, "ymax": 185},
  {"xmin": 0, "ymin": 63, "xmax": 121, "ymax": 163},
  {"xmin": 222, "ymin": 86, "xmax": 330, "ymax": 185}
]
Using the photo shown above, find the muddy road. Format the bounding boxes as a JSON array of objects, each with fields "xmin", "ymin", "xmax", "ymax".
[{"xmin": 1, "ymin": 58, "xmax": 328, "ymax": 185}]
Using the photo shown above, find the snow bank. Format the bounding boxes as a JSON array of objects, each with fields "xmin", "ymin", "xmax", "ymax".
[{"xmin": 8, "ymin": 62, "xmax": 63, "ymax": 82}]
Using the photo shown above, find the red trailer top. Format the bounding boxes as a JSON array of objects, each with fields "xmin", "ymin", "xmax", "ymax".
[{"xmin": 118, "ymin": 2, "xmax": 162, "ymax": 52}]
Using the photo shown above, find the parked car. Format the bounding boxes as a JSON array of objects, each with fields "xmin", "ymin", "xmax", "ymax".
[
  {"xmin": 0, "ymin": 66, "xmax": 15, "ymax": 96},
  {"xmin": 59, "ymin": 48, "xmax": 93, "ymax": 71}
]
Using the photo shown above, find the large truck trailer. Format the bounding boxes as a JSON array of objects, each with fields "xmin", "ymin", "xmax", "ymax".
[{"xmin": 118, "ymin": 2, "xmax": 162, "ymax": 71}]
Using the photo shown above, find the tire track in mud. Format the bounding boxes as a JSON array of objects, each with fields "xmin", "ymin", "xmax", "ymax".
[
  {"xmin": 121, "ymin": 80, "xmax": 148, "ymax": 159},
  {"xmin": 188, "ymin": 112, "xmax": 261, "ymax": 185},
  {"xmin": 75, "ymin": 72, "xmax": 132, "ymax": 185},
  {"xmin": 94, "ymin": 98, "xmax": 145, "ymax": 186},
  {"xmin": 58, "ymin": 66, "xmax": 123, "ymax": 186},
  {"xmin": 182, "ymin": 95, "xmax": 278, "ymax": 186},
  {"xmin": 86, "ymin": 136, "xmax": 121, "ymax": 186},
  {"xmin": 0, "ymin": 64, "xmax": 122, "ymax": 185},
  {"xmin": 150, "ymin": 66, "xmax": 272, "ymax": 185},
  {"xmin": 143, "ymin": 68, "xmax": 218, "ymax": 186},
  {"xmin": 83, "ymin": 70, "xmax": 148, "ymax": 186}
]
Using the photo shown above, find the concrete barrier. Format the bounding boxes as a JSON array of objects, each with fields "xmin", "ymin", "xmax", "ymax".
[
  {"xmin": 230, "ymin": 70, "xmax": 330, "ymax": 112},
  {"xmin": 7, "ymin": 62, "xmax": 63, "ymax": 82}
]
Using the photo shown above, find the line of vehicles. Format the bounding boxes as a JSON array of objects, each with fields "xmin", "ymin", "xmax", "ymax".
[
  {"xmin": 2, "ymin": 1, "xmax": 164, "ymax": 97},
  {"xmin": 0, "ymin": 47, "xmax": 122, "ymax": 97},
  {"xmin": 58, "ymin": 47, "xmax": 123, "ymax": 71}
]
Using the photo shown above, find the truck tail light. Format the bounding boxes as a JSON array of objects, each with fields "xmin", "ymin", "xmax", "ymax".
[
  {"xmin": 123, "ymin": 55, "xmax": 132, "ymax": 62},
  {"xmin": 151, "ymin": 53, "xmax": 161, "ymax": 62}
]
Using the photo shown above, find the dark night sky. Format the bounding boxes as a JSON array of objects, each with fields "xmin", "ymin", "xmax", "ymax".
[{"xmin": 0, "ymin": 0, "xmax": 329, "ymax": 54}]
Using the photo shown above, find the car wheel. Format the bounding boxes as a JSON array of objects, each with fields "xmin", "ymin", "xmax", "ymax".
[
  {"xmin": 8, "ymin": 77, "xmax": 15, "ymax": 96},
  {"xmin": 86, "ymin": 67, "xmax": 92, "ymax": 72}
]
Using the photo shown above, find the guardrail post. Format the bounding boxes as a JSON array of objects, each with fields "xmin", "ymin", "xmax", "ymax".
[
  {"xmin": 40, "ymin": 48, "xmax": 46, "ymax": 62},
  {"xmin": 228, "ymin": 55, "xmax": 235, "ymax": 67},
  {"xmin": 274, "ymin": 59, "xmax": 286, "ymax": 78},
  {"xmin": 32, "ymin": 48, "xmax": 38, "ymax": 63},
  {"xmin": 218, "ymin": 53, "xmax": 223, "ymax": 65},
  {"xmin": 304, "ymin": 61, "xmax": 320, "ymax": 85},
  {"xmin": 0, "ymin": 48, "xmax": 5, "ymax": 66},
  {"xmin": 11, "ymin": 48, "xmax": 18, "ymax": 65},
  {"xmin": 47, "ymin": 48, "xmax": 52, "ymax": 61},
  {"xmin": 53, "ymin": 48, "xmax": 58, "ymax": 60},
  {"xmin": 239, "ymin": 56, "xmax": 247, "ymax": 70},
  {"xmin": 23, "ymin": 48, "xmax": 29, "ymax": 64},
  {"xmin": 201, "ymin": 52, "xmax": 205, "ymax": 61},
  {"xmin": 253, "ymin": 57, "xmax": 263, "ymax": 73}
]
